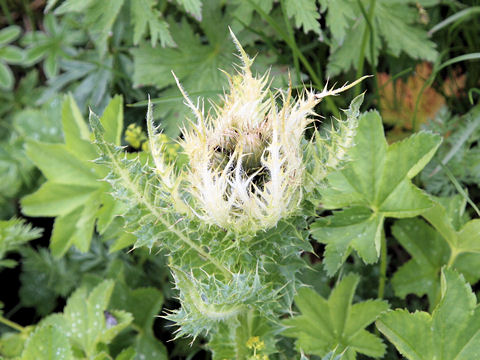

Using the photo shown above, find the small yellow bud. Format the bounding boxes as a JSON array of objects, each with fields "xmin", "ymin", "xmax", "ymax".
[{"xmin": 246, "ymin": 336, "xmax": 260, "ymax": 349}]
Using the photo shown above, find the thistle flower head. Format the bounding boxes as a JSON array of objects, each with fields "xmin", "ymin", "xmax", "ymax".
[
  {"xmin": 150, "ymin": 31, "xmax": 367, "ymax": 234},
  {"xmin": 175, "ymin": 32, "xmax": 325, "ymax": 234}
]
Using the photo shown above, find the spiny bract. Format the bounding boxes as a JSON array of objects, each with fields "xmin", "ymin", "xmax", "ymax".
[{"xmin": 148, "ymin": 29, "xmax": 365, "ymax": 235}]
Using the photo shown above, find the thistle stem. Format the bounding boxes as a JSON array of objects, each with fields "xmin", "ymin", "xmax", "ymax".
[
  {"xmin": 0, "ymin": 315, "xmax": 24, "ymax": 332},
  {"xmin": 99, "ymin": 132, "xmax": 232, "ymax": 280}
]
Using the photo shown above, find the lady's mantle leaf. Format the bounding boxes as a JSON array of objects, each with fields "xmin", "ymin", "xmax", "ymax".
[
  {"xmin": 311, "ymin": 111, "xmax": 441, "ymax": 275},
  {"xmin": 392, "ymin": 195, "xmax": 480, "ymax": 309},
  {"xmin": 21, "ymin": 325, "xmax": 72, "ymax": 360},
  {"xmin": 62, "ymin": 280, "xmax": 133, "ymax": 356},
  {"xmin": 282, "ymin": 274, "xmax": 389, "ymax": 359},
  {"xmin": 21, "ymin": 95, "xmax": 124, "ymax": 257},
  {"xmin": 377, "ymin": 268, "xmax": 480, "ymax": 360}
]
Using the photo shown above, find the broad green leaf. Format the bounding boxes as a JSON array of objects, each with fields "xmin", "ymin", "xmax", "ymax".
[
  {"xmin": 76, "ymin": 0, "xmax": 125, "ymax": 56},
  {"xmin": 61, "ymin": 94, "xmax": 99, "ymax": 161},
  {"xmin": 21, "ymin": 96, "xmax": 125, "ymax": 256},
  {"xmin": 21, "ymin": 325, "xmax": 72, "ymax": 360},
  {"xmin": 50, "ymin": 207, "xmax": 83, "ymax": 257},
  {"xmin": 326, "ymin": 0, "xmax": 437, "ymax": 77},
  {"xmin": 63, "ymin": 280, "xmax": 133, "ymax": 357},
  {"xmin": 13, "ymin": 96, "xmax": 63, "ymax": 143},
  {"xmin": 311, "ymin": 208, "xmax": 383, "ymax": 275},
  {"xmin": 284, "ymin": 0, "xmax": 321, "ymax": 35},
  {"xmin": 282, "ymin": 274, "xmax": 388, "ymax": 359},
  {"xmin": 318, "ymin": 0, "xmax": 357, "ymax": 43},
  {"xmin": 392, "ymin": 195, "xmax": 480, "ymax": 308},
  {"xmin": 132, "ymin": 11, "xmax": 234, "ymax": 89},
  {"xmin": 62, "ymin": 94, "xmax": 90, "ymax": 141},
  {"xmin": 25, "ymin": 141, "xmax": 99, "ymax": 186},
  {"xmin": 131, "ymin": 0, "xmax": 174, "ymax": 47},
  {"xmin": 21, "ymin": 182, "xmax": 97, "ymax": 217},
  {"xmin": 391, "ymin": 217, "xmax": 450, "ymax": 308},
  {"xmin": 0, "ymin": 330, "xmax": 31, "ymax": 358},
  {"xmin": 98, "ymin": 95, "xmax": 123, "ymax": 145},
  {"xmin": 54, "ymin": 0, "xmax": 95, "ymax": 14},
  {"xmin": 376, "ymin": 3, "xmax": 437, "ymax": 60},
  {"xmin": 231, "ymin": 0, "xmax": 274, "ymax": 29},
  {"xmin": 377, "ymin": 268, "xmax": 480, "ymax": 360},
  {"xmin": 134, "ymin": 335, "xmax": 168, "ymax": 360},
  {"xmin": 424, "ymin": 196, "xmax": 480, "ymax": 258},
  {"xmin": 115, "ymin": 347, "xmax": 136, "ymax": 360},
  {"xmin": 126, "ymin": 288, "xmax": 164, "ymax": 333},
  {"xmin": 312, "ymin": 111, "xmax": 441, "ymax": 274},
  {"xmin": 48, "ymin": 191, "xmax": 100, "ymax": 257},
  {"xmin": 19, "ymin": 247, "xmax": 77, "ymax": 314}
]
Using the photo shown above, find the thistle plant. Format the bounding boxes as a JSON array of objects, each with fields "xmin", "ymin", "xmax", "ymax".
[{"xmin": 89, "ymin": 31, "xmax": 366, "ymax": 358}]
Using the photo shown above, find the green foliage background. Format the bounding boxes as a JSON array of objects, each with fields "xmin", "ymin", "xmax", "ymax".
[{"xmin": 1, "ymin": 0, "xmax": 480, "ymax": 359}]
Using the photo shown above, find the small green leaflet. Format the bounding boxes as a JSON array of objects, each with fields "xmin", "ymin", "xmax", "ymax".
[
  {"xmin": 109, "ymin": 283, "xmax": 168, "ymax": 359},
  {"xmin": 0, "ymin": 25, "xmax": 24, "ymax": 90},
  {"xmin": 392, "ymin": 195, "xmax": 480, "ymax": 310},
  {"xmin": 21, "ymin": 95, "xmax": 124, "ymax": 257},
  {"xmin": 423, "ymin": 195, "xmax": 480, "ymax": 256},
  {"xmin": 284, "ymin": 0, "xmax": 322, "ymax": 35},
  {"xmin": 311, "ymin": 111, "xmax": 441, "ymax": 275},
  {"xmin": 25, "ymin": 280, "xmax": 133, "ymax": 360},
  {"xmin": 53, "ymin": 0, "xmax": 174, "ymax": 55},
  {"xmin": 21, "ymin": 14, "xmax": 83, "ymax": 79},
  {"xmin": 325, "ymin": 0, "xmax": 438, "ymax": 76},
  {"xmin": 174, "ymin": 0, "xmax": 203, "ymax": 20},
  {"xmin": 282, "ymin": 274, "xmax": 388, "ymax": 360},
  {"xmin": 62, "ymin": 280, "xmax": 132, "ymax": 357},
  {"xmin": 131, "ymin": 0, "xmax": 175, "ymax": 48},
  {"xmin": 318, "ymin": 0, "xmax": 357, "ymax": 44},
  {"xmin": 132, "ymin": 0, "xmax": 237, "ymax": 137},
  {"xmin": 377, "ymin": 268, "xmax": 480, "ymax": 360},
  {"xmin": 0, "ymin": 218, "xmax": 42, "ymax": 269}
]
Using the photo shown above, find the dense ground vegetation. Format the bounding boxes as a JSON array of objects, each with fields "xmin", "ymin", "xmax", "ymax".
[{"xmin": 1, "ymin": 1, "xmax": 480, "ymax": 359}]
